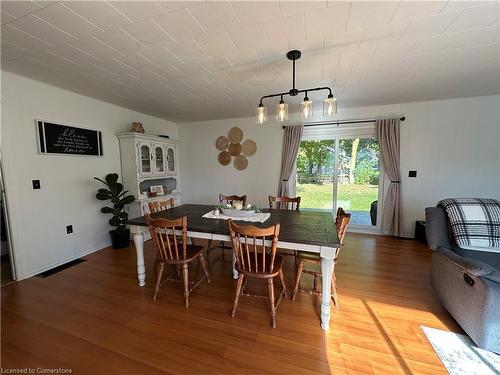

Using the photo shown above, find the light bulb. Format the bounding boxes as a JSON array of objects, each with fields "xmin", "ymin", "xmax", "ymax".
[
  {"xmin": 323, "ymin": 94, "xmax": 337, "ymax": 117},
  {"xmin": 300, "ymin": 96, "xmax": 313, "ymax": 120},
  {"xmin": 255, "ymin": 104, "xmax": 267, "ymax": 124},
  {"xmin": 275, "ymin": 99, "xmax": 289, "ymax": 122}
]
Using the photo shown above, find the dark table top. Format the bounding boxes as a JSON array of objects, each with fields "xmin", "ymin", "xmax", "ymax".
[{"xmin": 128, "ymin": 204, "xmax": 340, "ymax": 248}]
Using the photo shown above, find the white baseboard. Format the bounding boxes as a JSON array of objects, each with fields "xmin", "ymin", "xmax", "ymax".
[{"xmin": 16, "ymin": 240, "xmax": 112, "ymax": 281}]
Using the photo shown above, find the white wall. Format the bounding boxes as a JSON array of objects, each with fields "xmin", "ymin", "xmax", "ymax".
[
  {"xmin": 179, "ymin": 95, "xmax": 500, "ymax": 237},
  {"xmin": 1, "ymin": 71, "xmax": 177, "ymax": 280}
]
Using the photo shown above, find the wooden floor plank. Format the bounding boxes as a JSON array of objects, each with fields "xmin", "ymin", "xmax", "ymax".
[{"xmin": 1, "ymin": 234, "xmax": 460, "ymax": 374}]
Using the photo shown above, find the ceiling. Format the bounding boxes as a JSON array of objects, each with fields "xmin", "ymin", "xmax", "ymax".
[{"xmin": 2, "ymin": 1, "xmax": 499, "ymax": 123}]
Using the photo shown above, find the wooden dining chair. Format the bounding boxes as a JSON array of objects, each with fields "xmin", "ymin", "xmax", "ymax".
[
  {"xmin": 148, "ymin": 198, "xmax": 175, "ymax": 213},
  {"xmin": 210, "ymin": 194, "xmax": 248, "ymax": 262},
  {"xmin": 228, "ymin": 220, "xmax": 286, "ymax": 328},
  {"xmin": 268, "ymin": 195, "xmax": 301, "ymax": 211},
  {"xmin": 269, "ymin": 195, "xmax": 301, "ymax": 259},
  {"xmin": 219, "ymin": 194, "xmax": 247, "ymax": 206},
  {"xmin": 145, "ymin": 214, "xmax": 210, "ymax": 307},
  {"xmin": 291, "ymin": 207, "xmax": 351, "ymax": 307}
]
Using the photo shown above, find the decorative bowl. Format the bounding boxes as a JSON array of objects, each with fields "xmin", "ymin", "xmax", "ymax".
[{"xmin": 221, "ymin": 208, "xmax": 255, "ymax": 217}]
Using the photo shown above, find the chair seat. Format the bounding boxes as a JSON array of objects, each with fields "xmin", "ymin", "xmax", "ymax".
[
  {"xmin": 296, "ymin": 251, "xmax": 321, "ymax": 262},
  {"xmin": 236, "ymin": 255, "xmax": 284, "ymax": 278},
  {"xmin": 160, "ymin": 244, "xmax": 205, "ymax": 264}
]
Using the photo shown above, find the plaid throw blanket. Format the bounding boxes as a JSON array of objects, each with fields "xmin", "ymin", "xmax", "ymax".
[{"xmin": 438, "ymin": 198, "xmax": 500, "ymax": 252}]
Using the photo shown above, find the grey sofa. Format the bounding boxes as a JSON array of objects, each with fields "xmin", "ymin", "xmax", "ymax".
[{"xmin": 426, "ymin": 207, "xmax": 500, "ymax": 353}]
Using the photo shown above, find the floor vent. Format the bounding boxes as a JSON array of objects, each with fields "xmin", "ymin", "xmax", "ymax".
[{"xmin": 36, "ymin": 259, "xmax": 86, "ymax": 278}]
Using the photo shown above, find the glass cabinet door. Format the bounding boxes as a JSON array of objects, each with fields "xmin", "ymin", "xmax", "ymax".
[
  {"xmin": 166, "ymin": 147, "xmax": 175, "ymax": 173},
  {"xmin": 154, "ymin": 145, "xmax": 165, "ymax": 174},
  {"xmin": 139, "ymin": 143, "xmax": 152, "ymax": 175}
]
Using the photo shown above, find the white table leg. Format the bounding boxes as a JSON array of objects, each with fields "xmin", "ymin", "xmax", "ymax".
[
  {"xmin": 320, "ymin": 256, "xmax": 335, "ymax": 330},
  {"xmin": 133, "ymin": 231, "xmax": 146, "ymax": 287}
]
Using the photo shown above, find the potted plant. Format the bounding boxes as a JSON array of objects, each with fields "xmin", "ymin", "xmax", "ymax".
[{"xmin": 94, "ymin": 173, "xmax": 135, "ymax": 249}]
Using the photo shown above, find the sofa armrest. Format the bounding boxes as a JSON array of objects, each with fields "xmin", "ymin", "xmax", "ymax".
[
  {"xmin": 425, "ymin": 207, "xmax": 452, "ymax": 251},
  {"xmin": 437, "ymin": 248, "xmax": 500, "ymax": 283}
]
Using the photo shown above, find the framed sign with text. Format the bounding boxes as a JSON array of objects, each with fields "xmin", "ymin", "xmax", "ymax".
[{"xmin": 36, "ymin": 120, "xmax": 103, "ymax": 156}]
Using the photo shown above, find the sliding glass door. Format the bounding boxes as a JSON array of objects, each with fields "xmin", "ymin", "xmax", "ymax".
[{"xmin": 296, "ymin": 131, "xmax": 381, "ymax": 230}]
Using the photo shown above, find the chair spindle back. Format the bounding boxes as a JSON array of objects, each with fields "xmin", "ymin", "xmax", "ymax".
[
  {"xmin": 268, "ymin": 196, "xmax": 301, "ymax": 211},
  {"xmin": 228, "ymin": 220, "xmax": 280, "ymax": 274},
  {"xmin": 145, "ymin": 214, "xmax": 187, "ymax": 262},
  {"xmin": 148, "ymin": 198, "xmax": 175, "ymax": 214},
  {"xmin": 219, "ymin": 194, "xmax": 247, "ymax": 206},
  {"xmin": 335, "ymin": 207, "xmax": 351, "ymax": 244}
]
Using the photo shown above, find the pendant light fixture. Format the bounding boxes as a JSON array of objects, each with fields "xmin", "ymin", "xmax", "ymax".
[
  {"xmin": 300, "ymin": 92, "xmax": 313, "ymax": 120},
  {"xmin": 276, "ymin": 96, "xmax": 289, "ymax": 122},
  {"xmin": 256, "ymin": 50, "xmax": 336, "ymax": 124}
]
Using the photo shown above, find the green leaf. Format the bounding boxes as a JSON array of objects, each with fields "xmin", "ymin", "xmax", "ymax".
[
  {"xmin": 100, "ymin": 207, "xmax": 114, "ymax": 214},
  {"xmin": 96, "ymin": 192, "xmax": 112, "ymax": 200},
  {"xmin": 105, "ymin": 173, "xmax": 119, "ymax": 186},
  {"xmin": 119, "ymin": 195, "xmax": 135, "ymax": 205},
  {"xmin": 94, "ymin": 177, "xmax": 107, "ymax": 186},
  {"xmin": 109, "ymin": 216, "xmax": 121, "ymax": 227}
]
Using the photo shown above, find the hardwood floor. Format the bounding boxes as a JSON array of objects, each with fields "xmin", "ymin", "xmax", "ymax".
[{"xmin": 1, "ymin": 234, "xmax": 460, "ymax": 374}]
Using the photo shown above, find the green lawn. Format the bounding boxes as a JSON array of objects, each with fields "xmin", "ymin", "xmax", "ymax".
[{"xmin": 296, "ymin": 183, "xmax": 378, "ymax": 211}]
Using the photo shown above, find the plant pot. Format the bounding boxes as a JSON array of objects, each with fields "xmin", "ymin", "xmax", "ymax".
[{"xmin": 110, "ymin": 229, "xmax": 130, "ymax": 249}]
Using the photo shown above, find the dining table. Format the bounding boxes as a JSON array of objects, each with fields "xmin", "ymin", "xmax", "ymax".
[{"xmin": 127, "ymin": 204, "xmax": 341, "ymax": 330}]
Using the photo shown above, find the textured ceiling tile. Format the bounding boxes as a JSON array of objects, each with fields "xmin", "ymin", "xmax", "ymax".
[
  {"xmin": 446, "ymin": 3, "xmax": 499, "ymax": 33},
  {"xmin": 33, "ymin": 3, "xmax": 103, "ymax": 38},
  {"xmin": 232, "ymin": 0, "xmax": 281, "ymax": 25},
  {"xmin": 188, "ymin": 2, "xmax": 241, "ymax": 34},
  {"xmin": 121, "ymin": 19, "xmax": 172, "ymax": 46},
  {"xmin": 63, "ymin": 1, "xmax": 130, "ymax": 31},
  {"xmin": 195, "ymin": 32, "xmax": 237, "ymax": 57},
  {"xmin": 1, "ymin": 10, "xmax": 16, "ymax": 25},
  {"xmin": 153, "ymin": 8, "xmax": 206, "ymax": 42},
  {"xmin": 1, "ymin": 1, "xmax": 42, "ymax": 19},
  {"xmin": 347, "ymin": 1, "xmax": 399, "ymax": 30},
  {"xmin": 391, "ymin": 1, "xmax": 446, "ymax": 22},
  {"xmin": 94, "ymin": 29, "xmax": 143, "ymax": 55},
  {"xmin": 399, "ymin": 11, "xmax": 460, "ymax": 42},
  {"xmin": 440, "ymin": 1, "xmax": 495, "ymax": 13},
  {"xmin": 9, "ymin": 14, "xmax": 77, "ymax": 45},
  {"xmin": 360, "ymin": 21, "xmax": 410, "ymax": 49},
  {"xmin": 1, "ymin": 24, "xmax": 52, "ymax": 50},
  {"xmin": 279, "ymin": 0, "xmax": 327, "ymax": 17},
  {"xmin": 306, "ymin": 3, "xmax": 350, "ymax": 39},
  {"xmin": 228, "ymin": 23, "xmax": 269, "ymax": 49},
  {"xmin": 109, "ymin": 1, "xmax": 165, "ymax": 23},
  {"xmin": 264, "ymin": 14, "xmax": 306, "ymax": 48}
]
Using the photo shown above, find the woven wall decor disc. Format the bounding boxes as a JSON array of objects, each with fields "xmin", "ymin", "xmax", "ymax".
[
  {"xmin": 215, "ymin": 136, "xmax": 229, "ymax": 150},
  {"xmin": 241, "ymin": 139, "xmax": 257, "ymax": 156},
  {"xmin": 228, "ymin": 127, "xmax": 243, "ymax": 144},
  {"xmin": 218, "ymin": 151, "xmax": 231, "ymax": 165},
  {"xmin": 228, "ymin": 143, "xmax": 242, "ymax": 156},
  {"xmin": 233, "ymin": 155, "xmax": 248, "ymax": 171}
]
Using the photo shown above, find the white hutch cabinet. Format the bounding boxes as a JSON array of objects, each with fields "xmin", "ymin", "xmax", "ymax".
[{"xmin": 117, "ymin": 132, "xmax": 181, "ymax": 220}]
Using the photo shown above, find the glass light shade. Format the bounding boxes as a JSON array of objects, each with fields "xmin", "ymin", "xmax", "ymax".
[
  {"xmin": 255, "ymin": 105, "xmax": 268, "ymax": 124},
  {"xmin": 276, "ymin": 101, "xmax": 289, "ymax": 122},
  {"xmin": 300, "ymin": 99, "xmax": 313, "ymax": 120},
  {"xmin": 323, "ymin": 96, "xmax": 337, "ymax": 117}
]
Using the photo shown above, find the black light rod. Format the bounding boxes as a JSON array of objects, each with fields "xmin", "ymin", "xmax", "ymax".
[
  {"xmin": 259, "ymin": 86, "xmax": 333, "ymax": 105},
  {"xmin": 281, "ymin": 116, "xmax": 405, "ymax": 129}
]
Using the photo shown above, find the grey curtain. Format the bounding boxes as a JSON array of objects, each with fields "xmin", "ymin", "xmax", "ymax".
[
  {"xmin": 278, "ymin": 125, "xmax": 303, "ymax": 197},
  {"xmin": 376, "ymin": 118, "xmax": 402, "ymax": 236}
]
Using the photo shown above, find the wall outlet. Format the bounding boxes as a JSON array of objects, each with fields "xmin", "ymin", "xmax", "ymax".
[
  {"xmin": 32, "ymin": 179, "xmax": 41, "ymax": 189},
  {"xmin": 408, "ymin": 170, "xmax": 417, "ymax": 178},
  {"xmin": 66, "ymin": 225, "xmax": 73, "ymax": 234}
]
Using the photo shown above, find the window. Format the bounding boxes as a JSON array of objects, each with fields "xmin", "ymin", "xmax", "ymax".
[{"xmin": 295, "ymin": 125, "xmax": 381, "ymax": 229}]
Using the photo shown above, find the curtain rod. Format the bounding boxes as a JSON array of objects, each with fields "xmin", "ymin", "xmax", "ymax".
[{"xmin": 282, "ymin": 116, "xmax": 405, "ymax": 129}]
